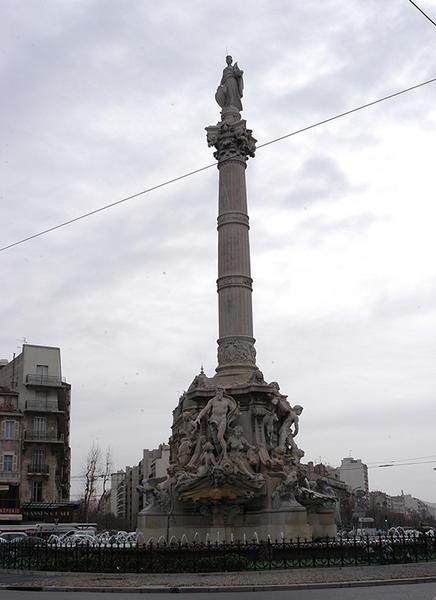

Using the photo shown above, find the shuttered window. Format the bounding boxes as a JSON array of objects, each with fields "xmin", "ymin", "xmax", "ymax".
[
  {"xmin": 3, "ymin": 420, "xmax": 16, "ymax": 439},
  {"xmin": 3, "ymin": 454, "xmax": 13, "ymax": 472}
]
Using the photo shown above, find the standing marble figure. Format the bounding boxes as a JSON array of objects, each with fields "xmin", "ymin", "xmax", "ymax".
[
  {"xmin": 215, "ymin": 55, "xmax": 244, "ymax": 112},
  {"xmin": 194, "ymin": 386, "xmax": 237, "ymax": 458}
]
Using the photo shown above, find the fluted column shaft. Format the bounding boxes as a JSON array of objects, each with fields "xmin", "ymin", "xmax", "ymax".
[
  {"xmin": 217, "ymin": 159, "xmax": 253, "ymax": 336},
  {"xmin": 206, "ymin": 114, "xmax": 257, "ymax": 374}
]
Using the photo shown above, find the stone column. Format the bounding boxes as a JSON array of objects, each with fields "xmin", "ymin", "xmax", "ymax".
[{"xmin": 206, "ymin": 109, "xmax": 257, "ymax": 375}]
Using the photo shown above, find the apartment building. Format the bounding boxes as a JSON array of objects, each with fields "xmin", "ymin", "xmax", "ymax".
[
  {"xmin": 0, "ymin": 344, "xmax": 71, "ymax": 523},
  {"xmin": 339, "ymin": 457, "xmax": 369, "ymax": 494},
  {"xmin": 0, "ymin": 386, "xmax": 22, "ymax": 521},
  {"xmin": 107, "ymin": 444, "xmax": 170, "ymax": 530}
]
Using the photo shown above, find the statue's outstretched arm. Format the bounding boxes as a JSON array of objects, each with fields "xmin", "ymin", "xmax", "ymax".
[{"xmin": 195, "ymin": 398, "xmax": 212, "ymax": 423}]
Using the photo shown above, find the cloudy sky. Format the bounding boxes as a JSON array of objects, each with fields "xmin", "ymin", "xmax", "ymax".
[{"xmin": 1, "ymin": 0, "xmax": 436, "ymax": 502}]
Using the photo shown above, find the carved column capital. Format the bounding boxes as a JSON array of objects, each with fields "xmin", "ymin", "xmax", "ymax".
[{"xmin": 206, "ymin": 119, "xmax": 256, "ymax": 164}]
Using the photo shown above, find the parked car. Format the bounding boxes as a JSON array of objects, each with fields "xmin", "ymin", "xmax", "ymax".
[
  {"xmin": 0, "ymin": 532, "xmax": 28, "ymax": 543},
  {"xmin": 18, "ymin": 535, "xmax": 46, "ymax": 547}
]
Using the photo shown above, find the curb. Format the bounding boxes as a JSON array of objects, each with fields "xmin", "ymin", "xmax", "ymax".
[{"xmin": 1, "ymin": 575, "xmax": 436, "ymax": 593}]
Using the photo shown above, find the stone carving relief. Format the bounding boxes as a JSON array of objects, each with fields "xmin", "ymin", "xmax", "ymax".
[
  {"xmin": 216, "ymin": 274, "xmax": 253, "ymax": 291},
  {"xmin": 250, "ymin": 368, "xmax": 265, "ymax": 385},
  {"xmin": 262, "ymin": 411, "xmax": 277, "ymax": 448},
  {"xmin": 180, "ymin": 410, "xmax": 197, "ymax": 439},
  {"xmin": 167, "ymin": 386, "xmax": 267, "ymax": 505},
  {"xmin": 227, "ymin": 425, "xmax": 258, "ymax": 479},
  {"xmin": 197, "ymin": 440, "xmax": 217, "ymax": 476},
  {"xmin": 272, "ymin": 470, "xmax": 301, "ymax": 509},
  {"xmin": 296, "ymin": 475, "xmax": 337, "ymax": 509},
  {"xmin": 268, "ymin": 382, "xmax": 304, "ymax": 461},
  {"xmin": 137, "ymin": 478, "xmax": 171, "ymax": 513},
  {"xmin": 217, "ymin": 337, "xmax": 256, "ymax": 366},
  {"xmin": 177, "ymin": 438, "xmax": 194, "ymax": 467}
]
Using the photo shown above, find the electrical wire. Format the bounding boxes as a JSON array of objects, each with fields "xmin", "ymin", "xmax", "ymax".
[
  {"xmin": 326, "ymin": 455, "xmax": 436, "ymax": 471},
  {"xmin": 373, "ymin": 460, "xmax": 436, "ymax": 468},
  {"xmin": 256, "ymin": 77, "xmax": 436, "ymax": 149},
  {"xmin": 1, "ymin": 75, "xmax": 436, "ymax": 254},
  {"xmin": 0, "ymin": 163, "xmax": 216, "ymax": 253},
  {"xmin": 367, "ymin": 454, "xmax": 436, "ymax": 466},
  {"xmin": 408, "ymin": 0, "xmax": 436, "ymax": 28},
  {"xmin": 338, "ymin": 462, "xmax": 436, "ymax": 471}
]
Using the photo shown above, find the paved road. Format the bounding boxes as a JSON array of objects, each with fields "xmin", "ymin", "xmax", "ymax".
[{"xmin": 0, "ymin": 582, "xmax": 436, "ymax": 599}]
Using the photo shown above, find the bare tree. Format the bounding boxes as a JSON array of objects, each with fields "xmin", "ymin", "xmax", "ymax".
[
  {"xmin": 82, "ymin": 443, "xmax": 102, "ymax": 522},
  {"xmin": 101, "ymin": 447, "xmax": 112, "ymax": 496}
]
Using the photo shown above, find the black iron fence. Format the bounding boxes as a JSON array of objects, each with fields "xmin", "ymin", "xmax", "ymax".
[{"xmin": 0, "ymin": 534, "xmax": 435, "ymax": 573}]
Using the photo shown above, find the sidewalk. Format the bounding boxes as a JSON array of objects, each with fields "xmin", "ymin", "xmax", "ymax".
[{"xmin": 0, "ymin": 561, "xmax": 436, "ymax": 592}]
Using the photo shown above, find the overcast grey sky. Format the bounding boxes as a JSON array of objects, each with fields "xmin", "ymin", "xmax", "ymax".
[{"xmin": 1, "ymin": 0, "xmax": 436, "ymax": 502}]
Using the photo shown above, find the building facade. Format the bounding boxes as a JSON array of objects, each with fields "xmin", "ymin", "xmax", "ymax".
[
  {"xmin": 339, "ymin": 457, "xmax": 369, "ymax": 494},
  {"xmin": 105, "ymin": 445, "xmax": 170, "ymax": 530},
  {"xmin": 369, "ymin": 490, "xmax": 436, "ymax": 529},
  {"xmin": 0, "ymin": 344, "xmax": 71, "ymax": 523},
  {"xmin": 0, "ymin": 387, "xmax": 22, "ymax": 521},
  {"xmin": 370, "ymin": 490, "xmax": 436, "ymax": 526}
]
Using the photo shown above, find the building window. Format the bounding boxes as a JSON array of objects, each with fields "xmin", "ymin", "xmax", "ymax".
[
  {"xmin": 35, "ymin": 391, "xmax": 48, "ymax": 409},
  {"xmin": 31, "ymin": 480, "xmax": 43, "ymax": 502},
  {"xmin": 36, "ymin": 365, "xmax": 48, "ymax": 384},
  {"xmin": 3, "ymin": 420, "xmax": 16, "ymax": 439},
  {"xmin": 33, "ymin": 416, "xmax": 46, "ymax": 435},
  {"xmin": 32, "ymin": 449, "xmax": 45, "ymax": 471},
  {"xmin": 3, "ymin": 454, "xmax": 14, "ymax": 472}
]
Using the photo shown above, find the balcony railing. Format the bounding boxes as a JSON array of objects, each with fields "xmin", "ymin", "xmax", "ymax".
[
  {"xmin": 24, "ymin": 431, "xmax": 64, "ymax": 443},
  {"xmin": 25, "ymin": 374, "xmax": 66, "ymax": 387},
  {"xmin": 0, "ymin": 500, "xmax": 20, "ymax": 514},
  {"xmin": 0, "ymin": 402, "xmax": 18, "ymax": 413},
  {"xmin": 27, "ymin": 464, "xmax": 49, "ymax": 475},
  {"xmin": 25, "ymin": 400, "xmax": 60, "ymax": 412}
]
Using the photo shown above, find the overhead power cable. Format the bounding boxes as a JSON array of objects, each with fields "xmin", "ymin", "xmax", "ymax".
[
  {"xmin": 256, "ymin": 77, "xmax": 436, "ymax": 149},
  {"xmin": 0, "ymin": 164, "xmax": 216, "ymax": 253},
  {"xmin": 338, "ymin": 460, "xmax": 436, "ymax": 471},
  {"xmin": 373, "ymin": 460, "xmax": 436, "ymax": 468},
  {"xmin": 367, "ymin": 454, "xmax": 436, "ymax": 466},
  {"xmin": 1, "ymin": 75, "xmax": 436, "ymax": 254},
  {"xmin": 407, "ymin": 0, "xmax": 436, "ymax": 28},
  {"xmin": 323, "ymin": 455, "xmax": 436, "ymax": 471}
]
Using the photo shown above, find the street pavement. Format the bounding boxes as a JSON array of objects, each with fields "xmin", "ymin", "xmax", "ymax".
[{"xmin": 0, "ymin": 582, "xmax": 436, "ymax": 599}]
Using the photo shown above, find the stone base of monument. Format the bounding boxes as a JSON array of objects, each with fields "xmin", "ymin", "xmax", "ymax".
[
  {"xmin": 307, "ymin": 507, "xmax": 337, "ymax": 539},
  {"xmin": 137, "ymin": 506, "xmax": 335, "ymax": 544},
  {"xmin": 136, "ymin": 370, "xmax": 337, "ymax": 546}
]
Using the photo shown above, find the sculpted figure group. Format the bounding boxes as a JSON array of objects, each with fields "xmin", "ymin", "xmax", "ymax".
[
  {"xmin": 138, "ymin": 380, "xmax": 338, "ymax": 514},
  {"xmin": 167, "ymin": 382, "xmax": 307, "ymax": 501}
]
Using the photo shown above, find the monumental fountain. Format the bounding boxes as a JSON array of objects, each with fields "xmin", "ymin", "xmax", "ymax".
[{"xmin": 137, "ymin": 57, "xmax": 337, "ymax": 542}]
